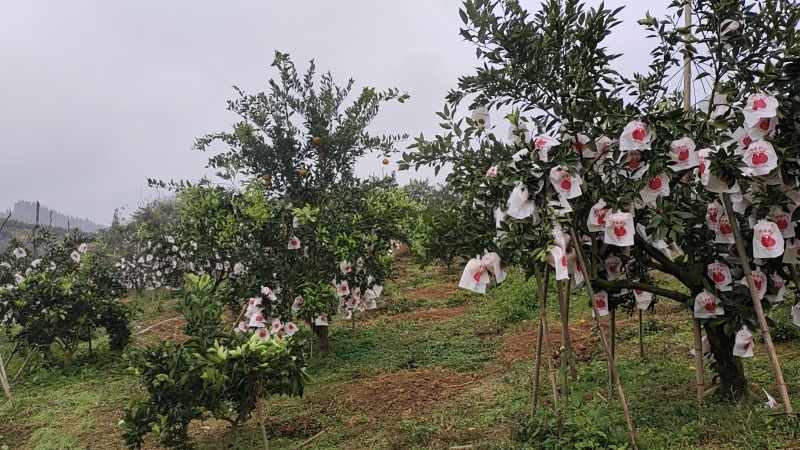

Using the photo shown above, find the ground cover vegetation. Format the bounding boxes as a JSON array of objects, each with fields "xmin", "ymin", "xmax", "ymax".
[{"xmin": 3, "ymin": 0, "xmax": 800, "ymax": 448}]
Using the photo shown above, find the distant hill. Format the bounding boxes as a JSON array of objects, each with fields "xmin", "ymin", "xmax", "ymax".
[{"xmin": 1, "ymin": 200, "xmax": 104, "ymax": 233}]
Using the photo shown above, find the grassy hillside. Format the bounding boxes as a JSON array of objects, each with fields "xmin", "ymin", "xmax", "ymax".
[{"xmin": 1, "ymin": 256, "xmax": 799, "ymax": 449}]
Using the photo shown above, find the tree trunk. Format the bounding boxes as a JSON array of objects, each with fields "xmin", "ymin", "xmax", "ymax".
[
  {"xmin": 312, "ymin": 324, "xmax": 332, "ymax": 355},
  {"xmin": 705, "ymin": 324, "xmax": 748, "ymax": 401}
]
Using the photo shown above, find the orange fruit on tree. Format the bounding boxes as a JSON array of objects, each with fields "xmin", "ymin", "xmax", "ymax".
[
  {"xmin": 312, "ymin": 136, "xmax": 321, "ymax": 145},
  {"xmin": 382, "ymin": 158, "xmax": 390, "ymax": 165},
  {"xmin": 299, "ymin": 168, "xmax": 309, "ymax": 176}
]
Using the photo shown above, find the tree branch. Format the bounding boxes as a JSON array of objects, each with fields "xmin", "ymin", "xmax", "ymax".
[
  {"xmin": 641, "ymin": 258, "xmax": 666, "ymax": 273},
  {"xmin": 633, "ymin": 233, "xmax": 702, "ymax": 289},
  {"xmin": 0, "ymin": 212, "xmax": 10, "ymax": 234},
  {"xmin": 592, "ymin": 278, "xmax": 691, "ymax": 303}
]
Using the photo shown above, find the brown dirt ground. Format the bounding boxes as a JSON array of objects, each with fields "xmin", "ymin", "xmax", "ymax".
[
  {"xmin": 343, "ymin": 368, "xmax": 478, "ymax": 418},
  {"xmin": 495, "ymin": 322, "xmax": 599, "ymax": 366},
  {"xmin": 134, "ymin": 315, "xmax": 189, "ymax": 346},
  {"xmin": 402, "ymin": 282, "xmax": 459, "ymax": 301},
  {"xmin": 387, "ymin": 304, "xmax": 468, "ymax": 323}
]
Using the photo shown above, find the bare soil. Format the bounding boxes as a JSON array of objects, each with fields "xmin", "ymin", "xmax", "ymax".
[
  {"xmin": 403, "ymin": 282, "xmax": 459, "ymax": 301},
  {"xmin": 496, "ymin": 322, "xmax": 599, "ymax": 366},
  {"xmin": 387, "ymin": 304, "xmax": 468, "ymax": 323},
  {"xmin": 343, "ymin": 368, "xmax": 478, "ymax": 418},
  {"xmin": 134, "ymin": 315, "xmax": 189, "ymax": 346}
]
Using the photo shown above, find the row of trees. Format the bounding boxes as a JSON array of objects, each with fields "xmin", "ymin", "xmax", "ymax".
[
  {"xmin": 7, "ymin": 0, "xmax": 800, "ymax": 446},
  {"xmin": 402, "ymin": 0, "xmax": 800, "ymax": 446}
]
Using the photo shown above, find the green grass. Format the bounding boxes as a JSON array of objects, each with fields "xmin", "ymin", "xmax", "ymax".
[
  {"xmin": 307, "ymin": 310, "xmax": 499, "ymax": 380},
  {"xmin": 3, "ymin": 260, "xmax": 800, "ymax": 449}
]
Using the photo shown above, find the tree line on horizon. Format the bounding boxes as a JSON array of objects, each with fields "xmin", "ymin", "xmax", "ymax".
[{"xmin": 2, "ymin": 200, "xmax": 104, "ymax": 232}]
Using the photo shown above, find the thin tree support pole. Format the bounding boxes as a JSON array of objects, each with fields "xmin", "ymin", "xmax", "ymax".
[
  {"xmin": 556, "ymin": 280, "xmax": 570, "ymax": 398},
  {"xmin": 12, "ymin": 353, "xmax": 33, "ymax": 383},
  {"xmin": 682, "ymin": 1, "xmax": 704, "ymax": 407},
  {"xmin": 0, "ymin": 353, "xmax": 12, "ymax": 407},
  {"xmin": 682, "ymin": 2, "xmax": 692, "ymax": 114},
  {"xmin": 565, "ymin": 281, "xmax": 577, "ymax": 381},
  {"xmin": 721, "ymin": 193, "xmax": 793, "ymax": 413},
  {"xmin": 693, "ymin": 319, "xmax": 705, "ymax": 406},
  {"xmin": 569, "ymin": 229, "xmax": 638, "ymax": 450},
  {"xmin": 256, "ymin": 397, "xmax": 270, "ymax": 450},
  {"xmin": 609, "ymin": 306, "xmax": 616, "ymax": 403},
  {"xmin": 531, "ymin": 265, "xmax": 551, "ymax": 419},
  {"xmin": 638, "ymin": 310, "xmax": 644, "ymax": 358},
  {"xmin": 531, "ymin": 314, "xmax": 545, "ymax": 420},
  {"xmin": 534, "ymin": 264, "xmax": 563, "ymax": 437}
]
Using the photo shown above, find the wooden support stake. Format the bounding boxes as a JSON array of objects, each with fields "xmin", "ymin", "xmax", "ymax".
[
  {"xmin": 531, "ymin": 313, "xmax": 545, "ymax": 418},
  {"xmin": 569, "ymin": 229, "xmax": 638, "ymax": 450},
  {"xmin": 721, "ymin": 193, "xmax": 792, "ymax": 413},
  {"xmin": 556, "ymin": 280, "xmax": 570, "ymax": 398},
  {"xmin": 565, "ymin": 281, "xmax": 577, "ymax": 381},
  {"xmin": 609, "ymin": 306, "xmax": 616, "ymax": 403},
  {"xmin": 0, "ymin": 353, "xmax": 12, "ymax": 407},
  {"xmin": 681, "ymin": 1, "xmax": 704, "ymax": 408},
  {"xmin": 531, "ymin": 264, "xmax": 550, "ymax": 419},
  {"xmin": 12, "ymin": 352, "xmax": 33, "ymax": 383},
  {"xmin": 531, "ymin": 309, "xmax": 545, "ymax": 420},
  {"xmin": 293, "ymin": 429, "xmax": 327, "ymax": 449},
  {"xmin": 256, "ymin": 398, "xmax": 270, "ymax": 450},
  {"xmin": 534, "ymin": 264, "xmax": 562, "ymax": 437},
  {"xmin": 638, "ymin": 310, "xmax": 644, "ymax": 359},
  {"xmin": 693, "ymin": 318, "xmax": 705, "ymax": 406}
]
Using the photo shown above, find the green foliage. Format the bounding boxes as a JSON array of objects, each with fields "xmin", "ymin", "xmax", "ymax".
[
  {"xmin": 403, "ymin": 178, "xmax": 463, "ymax": 212},
  {"xmin": 0, "ymin": 229, "xmax": 130, "ymax": 364},
  {"xmin": 768, "ymin": 307, "xmax": 800, "ymax": 343},
  {"xmin": 515, "ymin": 366, "xmax": 631, "ymax": 449},
  {"xmin": 193, "ymin": 51, "xmax": 409, "ymax": 204},
  {"xmin": 403, "ymin": 0, "xmax": 800, "ymax": 399},
  {"xmin": 178, "ymin": 274, "xmax": 225, "ymax": 346},
  {"xmin": 121, "ymin": 274, "xmax": 310, "ymax": 449},
  {"xmin": 489, "ymin": 273, "xmax": 538, "ymax": 324},
  {"xmin": 412, "ymin": 206, "xmax": 489, "ymax": 268},
  {"xmin": 150, "ymin": 52, "xmax": 415, "ymax": 354}
]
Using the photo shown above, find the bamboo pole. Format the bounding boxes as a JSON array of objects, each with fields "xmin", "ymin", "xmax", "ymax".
[
  {"xmin": 556, "ymin": 280, "xmax": 570, "ymax": 398},
  {"xmin": 721, "ymin": 193, "xmax": 792, "ymax": 413},
  {"xmin": 531, "ymin": 315, "xmax": 544, "ymax": 420},
  {"xmin": 638, "ymin": 310, "xmax": 644, "ymax": 358},
  {"xmin": 693, "ymin": 319, "xmax": 705, "ymax": 405},
  {"xmin": 256, "ymin": 398, "xmax": 270, "ymax": 450},
  {"xmin": 292, "ymin": 429, "xmax": 327, "ymax": 449},
  {"xmin": 682, "ymin": 2, "xmax": 692, "ymax": 114},
  {"xmin": 565, "ymin": 281, "xmax": 576, "ymax": 381},
  {"xmin": 534, "ymin": 264, "xmax": 562, "ymax": 437},
  {"xmin": 12, "ymin": 352, "xmax": 33, "ymax": 383},
  {"xmin": 0, "ymin": 353, "xmax": 12, "ymax": 407},
  {"xmin": 531, "ymin": 265, "xmax": 551, "ymax": 419},
  {"xmin": 682, "ymin": 1, "xmax": 705, "ymax": 407},
  {"xmin": 569, "ymin": 229, "xmax": 638, "ymax": 450},
  {"xmin": 609, "ymin": 306, "xmax": 617, "ymax": 402}
]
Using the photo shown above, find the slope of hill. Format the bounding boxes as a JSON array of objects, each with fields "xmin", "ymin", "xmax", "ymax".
[{"xmin": 1, "ymin": 200, "xmax": 104, "ymax": 232}]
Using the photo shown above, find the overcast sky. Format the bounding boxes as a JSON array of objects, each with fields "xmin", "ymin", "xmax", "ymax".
[{"xmin": 0, "ymin": 0, "xmax": 671, "ymax": 225}]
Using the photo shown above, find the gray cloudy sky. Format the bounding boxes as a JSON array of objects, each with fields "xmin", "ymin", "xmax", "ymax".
[{"xmin": 0, "ymin": 0, "xmax": 670, "ymax": 225}]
